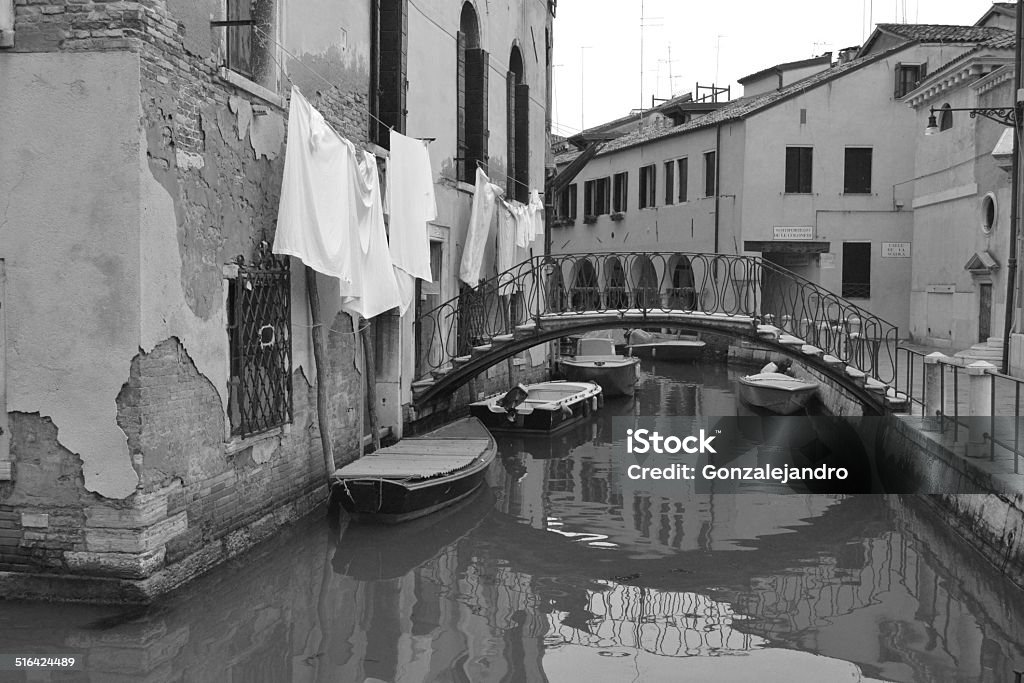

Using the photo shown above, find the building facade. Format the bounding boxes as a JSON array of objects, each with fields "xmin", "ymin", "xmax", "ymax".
[
  {"xmin": 0, "ymin": 0, "xmax": 552, "ymax": 599},
  {"xmin": 905, "ymin": 37, "xmax": 1017, "ymax": 362},
  {"xmin": 550, "ymin": 25, "xmax": 1007, "ymax": 337}
]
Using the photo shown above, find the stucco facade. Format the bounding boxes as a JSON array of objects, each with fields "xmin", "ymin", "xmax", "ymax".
[
  {"xmin": 906, "ymin": 51, "xmax": 1016, "ymax": 355},
  {"xmin": 552, "ymin": 38, "xmax": 989, "ymax": 338},
  {"xmin": 0, "ymin": 0, "xmax": 553, "ymax": 600}
]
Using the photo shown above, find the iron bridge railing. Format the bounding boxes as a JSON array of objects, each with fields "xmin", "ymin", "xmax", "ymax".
[{"xmin": 415, "ymin": 252, "xmax": 899, "ymax": 384}]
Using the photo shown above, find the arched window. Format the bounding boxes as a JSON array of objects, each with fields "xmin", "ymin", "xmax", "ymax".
[
  {"xmin": 570, "ymin": 259, "xmax": 599, "ymax": 310},
  {"xmin": 507, "ymin": 45, "xmax": 529, "ymax": 202},
  {"xmin": 939, "ymin": 103, "xmax": 953, "ymax": 132},
  {"xmin": 668, "ymin": 255, "xmax": 695, "ymax": 309},
  {"xmin": 605, "ymin": 258, "xmax": 628, "ymax": 309},
  {"xmin": 458, "ymin": 4, "xmax": 488, "ymax": 183},
  {"xmin": 632, "ymin": 256, "xmax": 660, "ymax": 309}
]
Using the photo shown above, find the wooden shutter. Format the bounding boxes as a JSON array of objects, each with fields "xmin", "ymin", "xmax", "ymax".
[
  {"xmin": 467, "ymin": 48, "xmax": 489, "ymax": 175},
  {"xmin": 456, "ymin": 31, "xmax": 467, "ymax": 181},
  {"xmin": 893, "ymin": 62, "xmax": 902, "ymax": 98},
  {"xmin": 507, "ymin": 71, "xmax": 516, "ymax": 198},
  {"xmin": 378, "ymin": 0, "xmax": 408, "ymax": 142},
  {"xmin": 515, "ymin": 82, "xmax": 530, "ymax": 201}
]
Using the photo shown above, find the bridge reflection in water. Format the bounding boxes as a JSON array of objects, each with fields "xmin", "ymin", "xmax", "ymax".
[{"xmin": 1, "ymin": 364, "xmax": 1021, "ymax": 682}]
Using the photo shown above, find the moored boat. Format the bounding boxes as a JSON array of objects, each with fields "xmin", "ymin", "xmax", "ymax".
[
  {"xmin": 736, "ymin": 372, "xmax": 820, "ymax": 415},
  {"xmin": 470, "ymin": 380, "xmax": 603, "ymax": 433},
  {"xmin": 560, "ymin": 337, "xmax": 640, "ymax": 397},
  {"xmin": 331, "ymin": 417, "xmax": 496, "ymax": 524},
  {"xmin": 628, "ymin": 339, "xmax": 707, "ymax": 361}
]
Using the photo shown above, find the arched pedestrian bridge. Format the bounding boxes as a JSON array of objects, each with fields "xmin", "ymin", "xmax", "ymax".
[{"xmin": 412, "ymin": 252, "xmax": 904, "ymax": 411}]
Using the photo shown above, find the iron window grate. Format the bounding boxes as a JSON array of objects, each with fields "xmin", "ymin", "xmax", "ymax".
[{"xmin": 228, "ymin": 242, "xmax": 292, "ymax": 438}]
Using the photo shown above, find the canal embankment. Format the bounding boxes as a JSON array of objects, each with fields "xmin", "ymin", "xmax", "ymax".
[{"xmin": 730, "ymin": 338, "xmax": 1024, "ymax": 593}]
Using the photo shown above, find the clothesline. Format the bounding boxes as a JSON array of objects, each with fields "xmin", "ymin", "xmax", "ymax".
[{"xmin": 475, "ymin": 159, "xmax": 543, "ymax": 196}]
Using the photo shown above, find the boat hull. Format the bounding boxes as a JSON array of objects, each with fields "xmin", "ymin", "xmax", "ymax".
[
  {"xmin": 560, "ymin": 359, "xmax": 639, "ymax": 397},
  {"xmin": 335, "ymin": 463, "xmax": 492, "ymax": 524},
  {"xmin": 628, "ymin": 341, "xmax": 706, "ymax": 361},
  {"xmin": 737, "ymin": 373, "xmax": 819, "ymax": 415},
  {"xmin": 332, "ymin": 417, "xmax": 496, "ymax": 524}
]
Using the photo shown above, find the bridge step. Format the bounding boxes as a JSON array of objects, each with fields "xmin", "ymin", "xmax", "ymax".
[
  {"xmin": 492, "ymin": 334, "xmax": 515, "ymax": 346},
  {"xmin": 822, "ymin": 354, "xmax": 843, "ymax": 368},
  {"xmin": 779, "ymin": 334, "xmax": 805, "ymax": 347},
  {"xmin": 452, "ymin": 355, "xmax": 473, "ymax": 368},
  {"xmin": 865, "ymin": 377, "xmax": 887, "ymax": 394},
  {"xmin": 757, "ymin": 324, "xmax": 781, "ymax": 340},
  {"xmin": 800, "ymin": 344, "xmax": 823, "ymax": 357},
  {"xmin": 471, "ymin": 344, "xmax": 493, "ymax": 356},
  {"xmin": 411, "ymin": 379, "xmax": 435, "ymax": 398},
  {"xmin": 514, "ymin": 323, "xmax": 538, "ymax": 338},
  {"xmin": 430, "ymin": 366, "xmax": 452, "ymax": 380}
]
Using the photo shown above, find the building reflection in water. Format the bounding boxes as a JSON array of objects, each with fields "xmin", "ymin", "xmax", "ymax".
[{"xmin": 0, "ymin": 358, "xmax": 1021, "ymax": 682}]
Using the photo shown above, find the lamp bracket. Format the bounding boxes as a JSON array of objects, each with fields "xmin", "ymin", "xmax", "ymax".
[{"xmin": 930, "ymin": 105, "xmax": 1019, "ymax": 127}]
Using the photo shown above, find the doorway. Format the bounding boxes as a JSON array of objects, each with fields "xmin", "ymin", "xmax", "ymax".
[{"xmin": 979, "ymin": 283, "xmax": 993, "ymax": 344}]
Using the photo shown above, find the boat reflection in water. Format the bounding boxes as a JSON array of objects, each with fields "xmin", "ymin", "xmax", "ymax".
[{"xmin": 1, "ymin": 357, "xmax": 1022, "ymax": 682}]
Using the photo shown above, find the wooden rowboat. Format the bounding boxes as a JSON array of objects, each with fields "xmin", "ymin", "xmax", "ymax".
[
  {"xmin": 736, "ymin": 372, "xmax": 820, "ymax": 415},
  {"xmin": 330, "ymin": 417, "xmax": 496, "ymax": 524}
]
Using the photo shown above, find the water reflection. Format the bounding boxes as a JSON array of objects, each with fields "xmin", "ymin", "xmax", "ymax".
[{"xmin": 2, "ymin": 359, "xmax": 1023, "ymax": 682}]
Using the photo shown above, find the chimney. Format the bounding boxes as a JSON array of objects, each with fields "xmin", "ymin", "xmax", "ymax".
[{"xmin": 838, "ymin": 46, "xmax": 860, "ymax": 64}]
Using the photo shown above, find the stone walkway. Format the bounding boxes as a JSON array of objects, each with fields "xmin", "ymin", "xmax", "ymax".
[{"xmin": 887, "ymin": 340, "xmax": 1024, "ymax": 481}]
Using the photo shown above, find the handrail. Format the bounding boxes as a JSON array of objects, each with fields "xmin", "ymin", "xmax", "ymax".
[{"xmin": 415, "ymin": 252, "xmax": 900, "ymax": 384}]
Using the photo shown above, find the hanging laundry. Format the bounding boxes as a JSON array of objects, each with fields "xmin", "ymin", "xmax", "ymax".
[
  {"xmin": 513, "ymin": 199, "xmax": 531, "ymax": 250},
  {"xmin": 528, "ymin": 189, "xmax": 545, "ymax": 244},
  {"xmin": 273, "ymin": 86, "xmax": 355, "ymax": 283},
  {"xmin": 341, "ymin": 149, "xmax": 403, "ymax": 319},
  {"xmin": 387, "ymin": 130, "xmax": 436, "ymax": 280},
  {"xmin": 387, "ymin": 130, "xmax": 437, "ymax": 313},
  {"xmin": 460, "ymin": 168, "xmax": 502, "ymax": 286},
  {"xmin": 497, "ymin": 202, "xmax": 518, "ymax": 295}
]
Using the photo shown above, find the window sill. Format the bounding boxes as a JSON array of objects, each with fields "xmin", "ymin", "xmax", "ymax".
[
  {"xmin": 217, "ymin": 67, "xmax": 287, "ymax": 111},
  {"xmin": 225, "ymin": 423, "xmax": 291, "ymax": 457}
]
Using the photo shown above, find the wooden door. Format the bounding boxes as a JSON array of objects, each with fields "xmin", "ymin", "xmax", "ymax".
[{"xmin": 979, "ymin": 283, "xmax": 993, "ymax": 344}]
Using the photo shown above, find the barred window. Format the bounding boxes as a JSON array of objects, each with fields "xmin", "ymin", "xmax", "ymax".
[{"xmin": 227, "ymin": 243, "xmax": 293, "ymax": 437}]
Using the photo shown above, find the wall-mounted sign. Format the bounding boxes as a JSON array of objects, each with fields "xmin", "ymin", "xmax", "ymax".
[
  {"xmin": 882, "ymin": 242, "xmax": 911, "ymax": 258},
  {"xmin": 819, "ymin": 253, "xmax": 836, "ymax": 269},
  {"xmin": 773, "ymin": 226, "xmax": 814, "ymax": 240}
]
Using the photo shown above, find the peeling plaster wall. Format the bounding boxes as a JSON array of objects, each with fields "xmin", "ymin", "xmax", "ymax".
[
  {"xmin": 0, "ymin": 52, "xmax": 142, "ymax": 499},
  {"xmin": 281, "ymin": 0, "xmax": 372, "ymax": 97}
]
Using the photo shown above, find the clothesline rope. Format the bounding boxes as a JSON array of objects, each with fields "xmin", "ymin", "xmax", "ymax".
[
  {"xmin": 476, "ymin": 159, "xmax": 543, "ymax": 196},
  {"xmin": 293, "ymin": 319, "xmax": 372, "ymax": 335},
  {"xmin": 253, "ymin": 25, "xmax": 394, "ymax": 133}
]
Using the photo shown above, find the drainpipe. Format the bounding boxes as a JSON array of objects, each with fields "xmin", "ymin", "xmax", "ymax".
[
  {"xmin": 714, "ymin": 123, "xmax": 721, "ymax": 253},
  {"xmin": 1002, "ymin": 0, "xmax": 1023, "ymax": 374},
  {"xmin": 0, "ymin": 0, "xmax": 14, "ymax": 48}
]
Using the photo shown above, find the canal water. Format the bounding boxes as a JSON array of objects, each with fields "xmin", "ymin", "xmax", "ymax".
[{"xmin": 4, "ymin": 359, "xmax": 1024, "ymax": 682}]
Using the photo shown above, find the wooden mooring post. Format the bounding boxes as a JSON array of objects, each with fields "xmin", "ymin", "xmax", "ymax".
[{"xmin": 305, "ymin": 266, "xmax": 335, "ymax": 480}]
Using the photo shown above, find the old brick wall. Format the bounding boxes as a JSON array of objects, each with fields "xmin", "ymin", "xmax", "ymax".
[{"xmin": 2, "ymin": 0, "xmax": 375, "ymax": 598}]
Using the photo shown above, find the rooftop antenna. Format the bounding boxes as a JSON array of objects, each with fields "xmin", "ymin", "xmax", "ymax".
[
  {"xmin": 639, "ymin": 0, "xmax": 663, "ymax": 128},
  {"xmin": 715, "ymin": 35, "xmax": 726, "ymax": 84}
]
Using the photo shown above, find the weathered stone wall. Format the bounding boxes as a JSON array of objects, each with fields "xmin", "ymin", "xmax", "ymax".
[{"xmin": 2, "ymin": 0, "xmax": 373, "ymax": 599}]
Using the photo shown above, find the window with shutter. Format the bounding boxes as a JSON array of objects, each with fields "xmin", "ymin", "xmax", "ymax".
[
  {"xmin": 370, "ymin": 0, "xmax": 408, "ymax": 146},
  {"xmin": 784, "ymin": 147, "xmax": 812, "ymax": 194}
]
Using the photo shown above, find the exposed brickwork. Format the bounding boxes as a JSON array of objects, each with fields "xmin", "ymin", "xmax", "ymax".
[{"xmin": 4, "ymin": 0, "xmax": 372, "ymax": 599}]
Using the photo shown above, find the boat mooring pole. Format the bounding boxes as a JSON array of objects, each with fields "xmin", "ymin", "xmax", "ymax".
[
  {"xmin": 305, "ymin": 266, "xmax": 336, "ymax": 480},
  {"xmin": 360, "ymin": 318, "xmax": 381, "ymax": 452}
]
